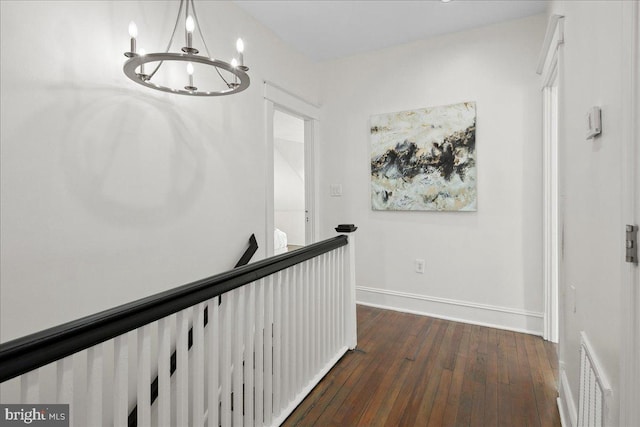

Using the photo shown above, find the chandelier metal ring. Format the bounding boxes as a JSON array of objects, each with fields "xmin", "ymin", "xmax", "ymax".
[
  {"xmin": 123, "ymin": 0, "xmax": 250, "ymax": 97},
  {"xmin": 123, "ymin": 53, "xmax": 250, "ymax": 97}
]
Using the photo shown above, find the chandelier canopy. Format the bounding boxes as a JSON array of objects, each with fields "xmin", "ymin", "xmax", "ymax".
[{"xmin": 123, "ymin": 0, "xmax": 249, "ymax": 97}]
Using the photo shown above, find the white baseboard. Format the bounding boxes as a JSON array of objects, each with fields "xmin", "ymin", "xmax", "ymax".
[
  {"xmin": 356, "ymin": 286, "xmax": 544, "ymax": 336},
  {"xmin": 557, "ymin": 397, "xmax": 569, "ymax": 427},
  {"xmin": 558, "ymin": 365, "xmax": 578, "ymax": 427}
]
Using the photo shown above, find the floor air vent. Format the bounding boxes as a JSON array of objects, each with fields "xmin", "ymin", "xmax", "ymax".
[{"xmin": 577, "ymin": 332, "xmax": 612, "ymax": 427}]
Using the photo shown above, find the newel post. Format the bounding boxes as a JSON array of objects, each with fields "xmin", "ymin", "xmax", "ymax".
[{"xmin": 336, "ymin": 224, "xmax": 358, "ymax": 350}]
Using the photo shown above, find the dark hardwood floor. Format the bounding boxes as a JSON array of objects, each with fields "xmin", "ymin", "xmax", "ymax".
[{"xmin": 283, "ymin": 305, "xmax": 560, "ymax": 427}]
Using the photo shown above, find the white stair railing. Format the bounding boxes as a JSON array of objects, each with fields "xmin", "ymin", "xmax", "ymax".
[{"xmin": 0, "ymin": 229, "xmax": 357, "ymax": 427}]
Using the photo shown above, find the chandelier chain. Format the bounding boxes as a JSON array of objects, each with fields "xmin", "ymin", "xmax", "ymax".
[
  {"xmin": 189, "ymin": 0, "xmax": 231, "ymax": 86},
  {"xmin": 146, "ymin": 0, "xmax": 186, "ymax": 81}
]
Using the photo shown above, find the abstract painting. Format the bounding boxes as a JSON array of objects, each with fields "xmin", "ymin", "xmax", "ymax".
[{"xmin": 370, "ymin": 102, "xmax": 477, "ymax": 211}]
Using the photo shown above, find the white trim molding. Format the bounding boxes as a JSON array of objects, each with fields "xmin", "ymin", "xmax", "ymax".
[
  {"xmin": 264, "ymin": 82, "xmax": 321, "ymax": 256},
  {"xmin": 539, "ymin": 14, "xmax": 564, "ymax": 343},
  {"xmin": 263, "ymin": 80, "xmax": 320, "ymax": 120},
  {"xmin": 558, "ymin": 363, "xmax": 578, "ymax": 427},
  {"xmin": 356, "ymin": 286, "xmax": 544, "ymax": 336},
  {"xmin": 620, "ymin": 1, "xmax": 640, "ymax": 425},
  {"xmin": 537, "ymin": 15, "xmax": 565, "ymax": 76}
]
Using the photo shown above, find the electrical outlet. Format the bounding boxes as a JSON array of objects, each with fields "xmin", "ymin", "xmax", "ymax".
[
  {"xmin": 330, "ymin": 184, "xmax": 343, "ymax": 197},
  {"xmin": 415, "ymin": 259, "xmax": 425, "ymax": 274}
]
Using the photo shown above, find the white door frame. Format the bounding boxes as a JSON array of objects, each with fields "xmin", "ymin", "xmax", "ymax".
[
  {"xmin": 264, "ymin": 81, "xmax": 320, "ymax": 256},
  {"xmin": 620, "ymin": 1, "xmax": 639, "ymax": 425},
  {"xmin": 537, "ymin": 15, "xmax": 564, "ymax": 344}
]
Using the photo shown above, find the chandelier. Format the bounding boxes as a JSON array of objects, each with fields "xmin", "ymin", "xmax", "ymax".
[{"xmin": 123, "ymin": 0, "xmax": 250, "ymax": 97}]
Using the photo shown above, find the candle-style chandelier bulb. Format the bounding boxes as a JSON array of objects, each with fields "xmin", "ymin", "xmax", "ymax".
[
  {"xmin": 185, "ymin": 16, "xmax": 195, "ymax": 33},
  {"xmin": 236, "ymin": 38, "xmax": 246, "ymax": 69},
  {"xmin": 182, "ymin": 15, "xmax": 198, "ymax": 54},
  {"xmin": 137, "ymin": 48, "xmax": 149, "ymax": 81},
  {"xmin": 129, "ymin": 21, "xmax": 138, "ymax": 39},
  {"xmin": 228, "ymin": 58, "xmax": 240, "ymax": 88},
  {"xmin": 184, "ymin": 62, "xmax": 197, "ymax": 91},
  {"xmin": 125, "ymin": 21, "xmax": 138, "ymax": 57},
  {"xmin": 128, "ymin": 21, "xmax": 138, "ymax": 38}
]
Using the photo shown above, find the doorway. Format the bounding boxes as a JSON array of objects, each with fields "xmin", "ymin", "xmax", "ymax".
[
  {"xmin": 539, "ymin": 15, "xmax": 564, "ymax": 344},
  {"xmin": 264, "ymin": 82, "xmax": 320, "ymax": 257},
  {"xmin": 273, "ymin": 110, "xmax": 306, "ymax": 254},
  {"xmin": 543, "ymin": 73, "xmax": 559, "ymax": 344}
]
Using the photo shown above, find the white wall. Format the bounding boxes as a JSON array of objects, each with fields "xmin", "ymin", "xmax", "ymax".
[
  {"xmin": 274, "ymin": 138, "xmax": 305, "ymax": 246},
  {"xmin": 548, "ymin": 1, "xmax": 628, "ymax": 425},
  {"xmin": 319, "ymin": 15, "xmax": 547, "ymax": 333},
  {"xmin": 0, "ymin": 0, "xmax": 319, "ymax": 342}
]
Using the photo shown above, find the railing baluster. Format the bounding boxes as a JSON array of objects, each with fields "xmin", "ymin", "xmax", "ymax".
[
  {"xmin": 282, "ymin": 269, "xmax": 290, "ymax": 408},
  {"xmin": 113, "ymin": 336, "xmax": 127, "ymax": 427},
  {"xmin": 293, "ymin": 264, "xmax": 304, "ymax": 397},
  {"xmin": 137, "ymin": 324, "xmax": 151, "ymax": 426},
  {"xmin": 330, "ymin": 251, "xmax": 334, "ymax": 353},
  {"xmin": 286, "ymin": 269, "xmax": 293, "ymax": 405},
  {"xmin": 325, "ymin": 253, "xmax": 330, "ymax": 358},
  {"xmin": 296, "ymin": 263, "xmax": 304, "ymax": 393},
  {"xmin": 339, "ymin": 246, "xmax": 345, "ymax": 346},
  {"xmin": 176, "ymin": 309, "xmax": 190, "ymax": 426},
  {"xmin": 207, "ymin": 297, "xmax": 220, "ymax": 427},
  {"xmin": 273, "ymin": 272, "xmax": 282, "ymax": 417},
  {"xmin": 157, "ymin": 316, "xmax": 171, "ymax": 426},
  {"xmin": 193, "ymin": 303, "xmax": 205, "ymax": 427},
  {"xmin": 319, "ymin": 255, "xmax": 325, "ymax": 366},
  {"xmin": 20, "ymin": 370, "xmax": 39, "ymax": 403},
  {"xmin": 221, "ymin": 293, "xmax": 232, "ymax": 427},
  {"xmin": 320, "ymin": 254, "xmax": 327, "ymax": 362},
  {"xmin": 87, "ymin": 344, "xmax": 103, "ymax": 424},
  {"xmin": 245, "ymin": 283, "xmax": 255, "ymax": 426},
  {"xmin": 346, "ymin": 234, "xmax": 357, "ymax": 349},
  {"xmin": 254, "ymin": 279, "xmax": 265, "ymax": 426},
  {"xmin": 327, "ymin": 253, "xmax": 332, "ymax": 356},
  {"xmin": 327, "ymin": 253, "xmax": 332, "ymax": 357},
  {"xmin": 76, "ymin": 353, "xmax": 86, "ymax": 426},
  {"xmin": 303, "ymin": 261, "xmax": 313, "ymax": 379},
  {"xmin": 311, "ymin": 257, "xmax": 319, "ymax": 373},
  {"xmin": 233, "ymin": 288, "xmax": 244, "ymax": 427},
  {"xmin": 57, "ymin": 356, "xmax": 73, "ymax": 409},
  {"xmin": 264, "ymin": 275, "xmax": 274, "ymax": 425},
  {"xmin": 335, "ymin": 250, "xmax": 340, "ymax": 351},
  {"xmin": 294, "ymin": 265, "xmax": 301, "ymax": 395}
]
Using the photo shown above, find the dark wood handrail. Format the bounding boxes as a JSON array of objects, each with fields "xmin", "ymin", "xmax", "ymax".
[{"xmin": 0, "ymin": 235, "xmax": 348, "ymax": 383}]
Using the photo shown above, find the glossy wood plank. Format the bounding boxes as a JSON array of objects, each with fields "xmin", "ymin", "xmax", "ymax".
[{"xmin": 283, "ymin": 306, "xmax": 560, "ymax": 427}]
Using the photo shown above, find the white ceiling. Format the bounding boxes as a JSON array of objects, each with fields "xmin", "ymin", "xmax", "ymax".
[{"xmin": 235, "ymin": 0, "xmax": 548, "ymax": 62}]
